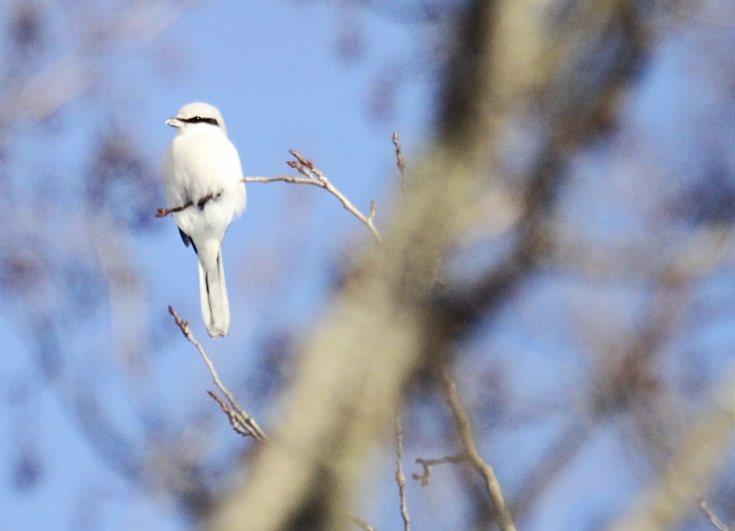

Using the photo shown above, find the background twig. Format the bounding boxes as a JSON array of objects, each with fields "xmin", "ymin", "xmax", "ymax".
[
  {"xmin": 439, "ymin": 365, "xmax": 516, "ymax": 531},
  {"xmin": 412, "ymin": 453, "xmax": 467, "ymax": 487},
  {"xmin": 394, "ymin": 415, "xmax": 411, "ymax": 531},
  {"xmin": 698, "ymin": 496, "xmax": 729, "ymax": 531},
  {"xmin": 391, "ymin": 131, "xmax": 407, "ymax": 192}
]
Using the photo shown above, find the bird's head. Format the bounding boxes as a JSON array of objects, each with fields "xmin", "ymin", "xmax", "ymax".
[{"xmin": 166, "ymin": 102, "xmax": 227, "ymax": 135}]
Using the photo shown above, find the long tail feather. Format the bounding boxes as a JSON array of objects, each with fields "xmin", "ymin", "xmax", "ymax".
[{"xmin": 197, "ymin": 247, "xmax": 230, "ymax": 337}]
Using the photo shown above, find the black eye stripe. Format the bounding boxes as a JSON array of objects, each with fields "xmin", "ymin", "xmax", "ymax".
[{"xmin": 181, "ymin": 116, "xmax": 219, "ymax": 126}]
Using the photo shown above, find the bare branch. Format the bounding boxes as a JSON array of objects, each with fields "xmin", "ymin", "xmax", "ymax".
[
  {"xmin": 243, "ymin": 175, "xmax": 321, "ymax": 186},
  {"xmin": 394, "ymin": 415, "xmax": 411, "ymax": 531},
  {"xmin": 168, "ymin": 309, "xmax": 377, "ymax": 531},
  {"xmin": 510, "ymin": 421, "xmax": 592, "ymax": 519},
  {"xmin": 346, "ymin": 512, "xmax": 376, "ymax": 531},
  {"xmin": 439, "ymin": 365, "xmax": 516, "ymax": 531},
  {"xmin": 391, "ymin": 131, "xmax": 407, "ymax": 192},
  {"xmin": 156, "ymin": 200, "xmax": 193, "ymax": 218},
  {"xmin": 156, "ymin": 151, "xmax": 382, "ymax": 243},
  {"xmin": 156, "ymin": 191, "xmax": 223, "ymax": 217},
  {"xmin": 698, "ymin": 496, "xmax": 729, "ymax": 531},
  {"xmin": 412, "ymin": 453, "xmax": 467, "ymax": 486},
  {"xmin": 205, "ymin": 391, "xmax": 254, "ymax": 439},
  {"xmin": 167, "ymin": 306, "xmax": 267, "ymax": 443},
  {"xmin": 286, "ymin": 150, "xmax": 382, "ymax": 243},
  {"xmin": 242, "ymin": 152, "xmax": 383, "ymax": 243}
]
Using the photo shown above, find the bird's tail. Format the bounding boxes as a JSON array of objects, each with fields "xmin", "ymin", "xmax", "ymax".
[{"xmin": 197, "ymin": 243, "xmax": 230, "ymax": 337}]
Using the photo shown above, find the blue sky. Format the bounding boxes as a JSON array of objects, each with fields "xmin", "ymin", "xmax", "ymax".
[
  {"xmin": 3, "ymin": 1, "xmax": 735, "ymax": 530},
  {"xmin": 1, "ymin": 2, "xmax": 435, "ymax": 529}
]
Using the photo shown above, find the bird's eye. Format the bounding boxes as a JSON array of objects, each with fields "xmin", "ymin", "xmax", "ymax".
[{"xmin": 183, "ymin": 116, "xmax": 219, "ymax": 126}]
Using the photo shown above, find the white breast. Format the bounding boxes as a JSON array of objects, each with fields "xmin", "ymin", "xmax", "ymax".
[{"xmin": 165, "ymin": 127, "xmax": 246, "ymax": 241}]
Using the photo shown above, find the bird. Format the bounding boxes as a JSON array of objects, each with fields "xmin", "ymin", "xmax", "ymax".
[{"xmin": 164, "ymin": 102, "xmax": 246, "ymax": 337}]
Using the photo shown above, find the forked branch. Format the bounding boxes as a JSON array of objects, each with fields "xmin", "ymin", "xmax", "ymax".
[
  {"xmin": 169, "ymin": 304, "xmax": 376, "ymax": 529},
  {"xmin": 412, "ymin": 453, "xmax": 467, "ymax": 486},
  {"xmin": 168, "ymin": 306, "xmax": 267, "ymax": 443},
  {"xmin": 439, "ymin": 365, "xmax": 516, "ymax": 531},
  {"xmin": 246, "ymin": 150, "xmax": 382, "ymax": 243}
]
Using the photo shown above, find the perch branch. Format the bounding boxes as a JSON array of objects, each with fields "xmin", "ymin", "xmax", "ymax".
[
  {"xmin": 156, "ymin": 151, "xmax": 382, "ymax": 243},
  {"xmin": 156, "ymin": 191, "xmax": 222, "ymax": 217},
  {"xmin": 156, "ymin": 200, "xmax": 193, "ymax": 218}
]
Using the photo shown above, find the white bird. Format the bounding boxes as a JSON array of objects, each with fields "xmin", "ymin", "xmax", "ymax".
[{"xmin": 164, "ymin": 102, "xmax": 246, "ymax": 337}]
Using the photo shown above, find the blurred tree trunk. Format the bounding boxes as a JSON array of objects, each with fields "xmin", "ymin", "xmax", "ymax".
[{"xmin": 208, "ymin": 1, "xmax": 650, "ymax": 529}]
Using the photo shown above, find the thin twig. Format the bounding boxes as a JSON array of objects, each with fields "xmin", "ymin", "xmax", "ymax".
[
  {"xmin": 167, "ymin": 306, "xmax": 267, "ymax": 442},
  {"xmin": 439, "ymin": 365, "xmax": 516, "ymax": 531},
  {"xmin": 391, "ymin": 131, "xmax": 407, "ymax": 192},
  {"xmin": 170, "ymin": 306, "xmax": 376, "ymax": 528},
  {"xmin": 697, "ymin": 496, "xmax": 729, "ymax": 531},
  {"xmin": 156, "ymin": 200, "xmax": 193, "ymax": 218},
  {"xmin": 157, "ymin": 175, "xmax": 318, "ymax": 216},
  {"xmin": 243, "ymin": 175, "xmax": 321, "ymax": 185},
  {"xmin": 394, "ymin": 415, "xmax": 411, "ymax": 531},
  {"xmin": 412, "ymin": 453, "xmax": 467, "ymax": 486},
  {"xmin": 156, "ymin": 191, "xmax": 222, "ymax": 217},
  {"xmin": 285, "ymin": 150, "xmax": 382, "ymax": 243},
  {"xmin": 206, "ymin": 391, "xmax": 256, "ymax": 439}
]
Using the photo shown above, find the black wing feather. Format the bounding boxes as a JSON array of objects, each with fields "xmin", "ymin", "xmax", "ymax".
[{"xmin": 178, "ymin": 228, "xmax": 198, "ymax": 254}]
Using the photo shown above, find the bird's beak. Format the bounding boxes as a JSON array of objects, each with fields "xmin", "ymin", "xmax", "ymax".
[{"xmin": 166, "ymin": 117, "xmax": 182, "ymax": 128}]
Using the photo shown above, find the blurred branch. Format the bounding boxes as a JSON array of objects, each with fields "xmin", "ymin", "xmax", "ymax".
[
  {"xmin": 439, "ymin": 365, "xmax": 516, "ymax": 531},
  {"xmin": 209, "ymin": 83, "xmax": 500, "ymax": 531},
  {"xmin": 605, "ymin": 225, "xmax": 735, "ymax": 529},
  {"xmin": 510, "ymin": 421, "xmax": 593, "ymax": 520},
  {"xmin": 347, "ymin": 512, "xmax": 377, "ymax": 531},
  {"xmin": 612, "ymin": 362, "xmax": 735, "ymax": 530},
  {"xmin": 349, "ymin": 0, "xmax": 457, "ymax": 24},
  {"xmin": 167, "ymin": 306, "xmax": 267, "ymax": 443},
  {"xmin": 412, "ymin": 453, "xmax": 467, "ymax": 486},
  {"xmin": 0, "ymin": 0, "xmax": 198, "ymax": 136},
  {"xmin": 208, "ymin": 1, "xmax": 653, "ymax": 529},
  {"xmin": 432, "ymin": 0, "xmax": 653, "ymax": 341},
  {"xmin": 698, "ymin": 496, "xmax": 729, "ymax": 531},
  {"xmin": 590, "ymin": 226, "xmax": 733, "ymax": 446}
]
